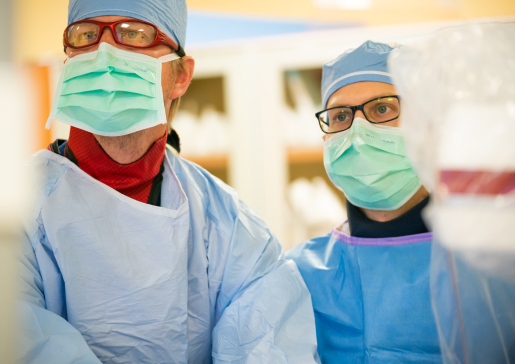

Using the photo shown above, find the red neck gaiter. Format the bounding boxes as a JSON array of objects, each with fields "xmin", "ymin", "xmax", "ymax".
[{"xmin": 66, "ymin": 127, "xmax": 167, "ymax": 204}]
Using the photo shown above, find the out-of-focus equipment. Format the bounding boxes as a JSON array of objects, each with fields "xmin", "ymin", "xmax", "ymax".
[
  {"xmin": 390, "ymin": 22, "xmax": 515, "ymax": 363},
  {"xmin": 46, "ymin": 43, "xmax": 179, "ymax": 136}
]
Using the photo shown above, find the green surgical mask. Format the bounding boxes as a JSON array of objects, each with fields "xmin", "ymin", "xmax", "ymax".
[
  {"xmin": 324, "ymin": 117, "xmax": 422, "ymax": 211},
  {"xmin": 46, "ymin": 42, "xmax": 180, "ymax": 136}
]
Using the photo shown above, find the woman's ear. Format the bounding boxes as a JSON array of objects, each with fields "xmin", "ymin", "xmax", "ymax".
[{"xmin": 169, "ymin": 56, "xmax": 195, "ymax": 100}]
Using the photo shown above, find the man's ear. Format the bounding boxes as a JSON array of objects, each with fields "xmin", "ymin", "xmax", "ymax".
[{"xmin": 169, "ymin": 56, "xmax": 195, "ymax": 100}]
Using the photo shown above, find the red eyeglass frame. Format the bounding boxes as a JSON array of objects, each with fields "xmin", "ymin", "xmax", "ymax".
[{"xmin": 63, "ymin": 19, "xmax": 185, "ymax": 56}]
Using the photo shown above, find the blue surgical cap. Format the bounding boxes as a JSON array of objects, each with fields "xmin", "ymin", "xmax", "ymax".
[
  {"xmin": 68, "ymin": 0, "xmax": 187, "ymax": 48},
  {"xmin": 322, "ymin": 40, "xmax": 395, "ymax": 108}
]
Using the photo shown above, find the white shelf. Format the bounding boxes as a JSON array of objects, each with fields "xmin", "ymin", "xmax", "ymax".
[{"xmin": 182, "ymin": 148, "xmax": 323, "ymax": 170}]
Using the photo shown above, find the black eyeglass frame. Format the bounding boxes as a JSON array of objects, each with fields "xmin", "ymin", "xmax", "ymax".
[{"xmin": 315, "ymin": 95, "xmax": 401, "ymax": 134}]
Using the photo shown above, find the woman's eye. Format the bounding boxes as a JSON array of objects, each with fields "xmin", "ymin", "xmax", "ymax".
[
  {"xmin": 378, "ymin": 105, "xmax": 388, "ymax": 113},
  {"xmin": 337, "ymin": 114, "xmax": 347, "ymax": 122},
  {"xmin": 127, "ymin": 30, "xmax": 139, "ymax": 39}
]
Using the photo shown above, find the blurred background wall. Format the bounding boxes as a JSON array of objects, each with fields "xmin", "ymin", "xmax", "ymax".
[
  {"xmin": 0, "ymin": 0, "xmax": 15, "ymax": 360},
  {"xmin": 13, "ymin": 0, "xmax": 515, "ymax": 62},
  {"xmin": 1, "ymin": 0, "xmax": 34, "ymax": 361},
  {"xmin": 15, "ymin": 0, "xmax": 515, "ymax": 249}
]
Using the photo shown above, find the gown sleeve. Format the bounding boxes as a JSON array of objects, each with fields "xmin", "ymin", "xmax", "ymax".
[
  {"xmin": 211, "ymin": 201, "xmax": 320, "ymax": 364},
  {"xmin": 16, "ymin": 229, "xmax": 102, "ymax": 364}
]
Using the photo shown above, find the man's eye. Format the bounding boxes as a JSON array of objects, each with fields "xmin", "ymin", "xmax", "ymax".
[
  {"xmin": 82, "ymin": 32, "xmax": 96, "ymax": 40},
  {"xmin": 337, "ymin": 114, "xmax": 347, "ymax": 122},
  {"xmin": 378, "ymin": 105, "xmax": 388, "ymax": 113},
  {"xmin": 124, "ymin": 30, "xmax": 147, "ymax": 40}
]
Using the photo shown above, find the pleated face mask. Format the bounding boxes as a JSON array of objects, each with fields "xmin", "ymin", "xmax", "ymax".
[
  {"xmin": 46, "ymin": 43, "xmax": 180, "ymax": 136},
  {"xmin": 324, "ymin": 117, "xmax": 422, "ymax": 211}
]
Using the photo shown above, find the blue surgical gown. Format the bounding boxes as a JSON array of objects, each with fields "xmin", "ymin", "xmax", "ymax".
[
  {"xmin": 287, "ymin": 223, "xmax": 442, "ymax": 363},
  {"xmin": 16, "ymin": 147, "xmax": 319, "ymax": 364}
]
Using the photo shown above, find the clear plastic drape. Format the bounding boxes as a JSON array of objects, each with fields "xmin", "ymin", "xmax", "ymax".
[{"xmin": 389, "ymin": 22, "xmax": 515, "ymax": 363}]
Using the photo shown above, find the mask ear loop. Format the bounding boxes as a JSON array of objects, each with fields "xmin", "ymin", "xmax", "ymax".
[
  {"xmin": 154, "ymin": 52, "xmax": 181, "ymax": 124},
  {"xmin": 159, "ymin": 52, "xmax": 181, "ymax": 64}
]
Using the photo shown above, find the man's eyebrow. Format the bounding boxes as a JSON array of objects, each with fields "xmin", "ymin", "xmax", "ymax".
[{"xmin": 327, "ymin": 94, "xmax": 395, "ymax": 108}]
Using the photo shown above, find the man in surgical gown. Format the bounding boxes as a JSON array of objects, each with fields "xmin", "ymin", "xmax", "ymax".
[
  {"xmin": 287, "ymin": 41, "xmax": 442, "ymax": 363},
  {"xmin": 16, "ymin": 1, "xmax": 319, "ymax": 363}
]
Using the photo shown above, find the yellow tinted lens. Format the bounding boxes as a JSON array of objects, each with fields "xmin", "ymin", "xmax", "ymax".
[
  {"xmin": 67, "ymin": 22, "xmax": 100, "ymax": 47},
  {"xmin": 364, "ymin": 97, "xmax": 400, "ymax": 122},
  {"xmin": 115, "ymin": 22, "xmax": 156, "ymax": 46}
]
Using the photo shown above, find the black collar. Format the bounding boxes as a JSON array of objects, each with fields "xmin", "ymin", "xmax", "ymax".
[{"xmin": 347, "ymin": 196, "xmax": 430, "ymax": 238}]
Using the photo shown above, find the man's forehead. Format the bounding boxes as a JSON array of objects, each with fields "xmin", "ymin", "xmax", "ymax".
[
  {"xmin": 86, "ymin": 15, "xmax": 139, "ymax": 22},
  {"xmin": 328, "ymin": 82, "xmax": 397, "ymax": 107}
]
